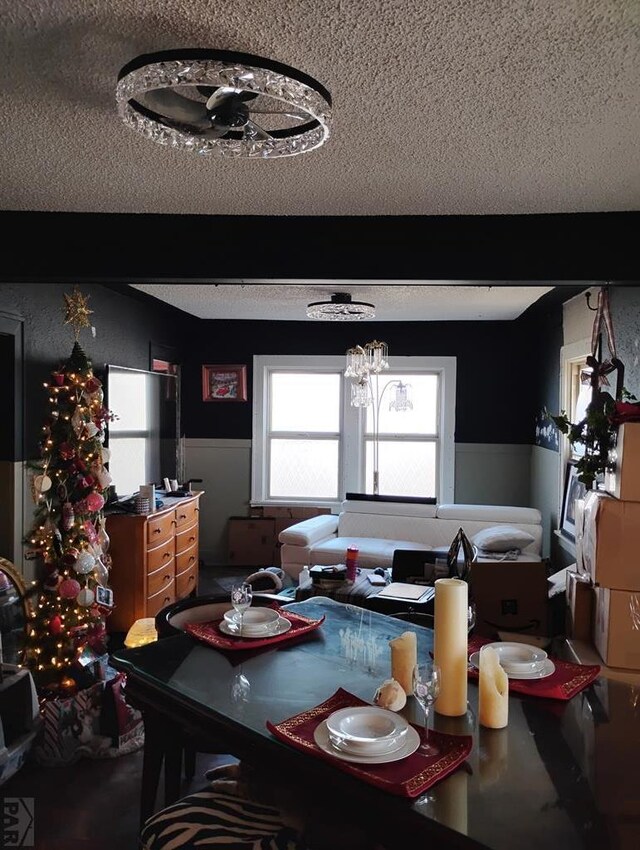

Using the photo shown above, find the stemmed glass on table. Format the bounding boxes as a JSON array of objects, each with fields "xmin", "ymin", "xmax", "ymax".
[
  {"xmin": 230, "ymin": 582, "xmax": 253, "ymax": 637},
  {"xmin": 413, "ymin": 661, "xmax": 441, "ymax": 755}
]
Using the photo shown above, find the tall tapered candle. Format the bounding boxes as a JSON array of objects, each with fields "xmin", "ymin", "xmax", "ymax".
[
  {"xmin": 478, "ymin": 646, "xmax": 509, "ymax": 729},
  {"xmin": 389, "ymin": 631, "xmax": 417, "ymax": 695},
  {"xmin": 433, "ymin": 578, "xmax": 468, "ymax": 717}
]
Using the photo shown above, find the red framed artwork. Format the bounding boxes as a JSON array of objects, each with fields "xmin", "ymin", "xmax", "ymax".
[{"xmin": 202, "ymin": 364, "xmax": 247, "ymax": 402}]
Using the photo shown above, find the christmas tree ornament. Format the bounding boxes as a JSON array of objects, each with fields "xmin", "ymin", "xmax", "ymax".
[
  {"xmin": 93, "ymin": 558, "xmax": 109, "ymax": 586},
  {"xmin": 74, "ymin": 550, "xmax": 96, "ymax": 574},
  {"xmin": 97, "ymin": 521, "xmax": 110, "ymax": 554},
  {"xmin": 62, "ymin": 501, "xmax": 75, "ymax": 530},
  {"xmin": 95, "ymin": 467, "xmax": 112, "ymax": 489},
  {"xmin": 49, "ymin": 615, "xmax": 63, "ymax": 635},
  {"xmin": 76, "ymin": 587, "xmax": 95, "ymax": 607},
  {"xmin": 61, "ymin": 547, "xmax": 80, "ymax": 567},
  {"xmin": 34, "ymin": 473, "xmax": 52, "ymax": 493},
  {"xmin": 52, "ymin": 371, "xmax": 65, "ymax": 386},
  {"xmin": 58, "ymin": 442, "xmax": 75, "ymax": 461},
  {"xmin": 43, "ymin": 561, "xmax": 59, "ymax": 576},
  {"xmin": 85, "ymin": 376, "xmax": 102, "ymax": 394},
  {"xmin": 84, "ymin": 492, "xmax": 105, "ymax": 513},
  {"xmin": 71, "ymin": 407, "xmax": 84, "ymax": 437},
  {"xmin": 59, "ymin": 578, "xmax": 81, "ymax": 599},
  {"xmin": 84, "ymin": 421, "xmax": 99, "ymax": 438},
  {"xmin": 83, "ymin": 519, "xmax": 98, "ymax": 544},
  {"xmin": 44, "ymin": 573, "xmax": 61, "ymax": 592},
  {"xmin": 100, "ymin": 446, "xmax": 111, "ymax": 463},
  {"xmin": 63, "ymin": 287, "xmax": 93, "ymax": 340}
]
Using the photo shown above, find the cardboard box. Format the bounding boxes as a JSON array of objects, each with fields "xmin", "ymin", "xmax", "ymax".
[
  {"xmin": 581, "ymin": 491, "xmax": 640, "ymax": 591},
  {"xmin": 566, "ymin": 568, "xmax": 593, "ymax": 641},
  {"xmin": 593, "ymin": 585, "xmax": 640, "ymax": 670},
  {"xmin": 604, "ymin": 422, "xmax": 640, "ymax": 502},
  {"xmin": 228, "ymin": 518, "xmax": 277, "ymax": 566},
  {"xmin": 472, "ymin": 560, "xmax": 549, "ymax": 637}
]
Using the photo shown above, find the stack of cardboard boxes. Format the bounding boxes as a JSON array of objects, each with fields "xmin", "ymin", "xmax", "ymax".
[
  {"xmin": 228, "ymin": 506, "xmax": 331, "ymax": 567},
  {"xmin": 570, "ymin": 423, "xmax": 640, "ymax": 670}
]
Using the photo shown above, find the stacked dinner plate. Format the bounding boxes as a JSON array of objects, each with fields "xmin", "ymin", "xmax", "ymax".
[
  {"xmin": 220, "ymin": 607, "xmax": 291, "ymax": 638},
  {"xmin": 469, "ymin": 642, "xmax": 555, "ymax": 680},
  {"xmin": 313, "ymin": 706, "xmax": 421, "ymax": 763}
]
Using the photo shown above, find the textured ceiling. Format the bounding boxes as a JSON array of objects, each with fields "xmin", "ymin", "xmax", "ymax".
[
  {"xmin": 0, "ymin": 1, "xmax": 639, "ymax": 217},
  {"xmin": 130, "ymin": 282, "xmax": 556, "ymax": 321}
]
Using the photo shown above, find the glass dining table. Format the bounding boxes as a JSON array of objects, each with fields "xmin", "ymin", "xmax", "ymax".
[{"xmin": 110, "ymin": 596, "xmax": 640, "ymax": 850}]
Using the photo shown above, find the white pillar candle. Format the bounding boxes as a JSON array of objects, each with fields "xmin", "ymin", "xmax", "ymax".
[
  {"xmin": 433, "ymin": 578, "xmax": 468, "ymax": 717},
  {"xmin": 478, "ymin": 645, "xmax": 509, "ymax": 729},
  {"xmin": 389, "ymin": 631, "xmax": 417, "ymax": 695}
]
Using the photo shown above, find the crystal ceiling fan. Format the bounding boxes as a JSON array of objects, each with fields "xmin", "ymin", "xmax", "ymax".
[{"xmin": 116, "ymin": 49, "xmax": 332, "ymax": 159}]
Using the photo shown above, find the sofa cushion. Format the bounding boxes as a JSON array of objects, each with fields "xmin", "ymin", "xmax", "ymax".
[
  {"xmin": 436, "ymin": 504, "xmax": 542, "ymax": 524},
  {"xmin": 312, "ymin": 537, "xmax": 431, "ymax": 569},
  {"xmin": 278, "ymin": 514, "xmax": 338, "ymax": 546},
  {"xmin": 472, "ymin": 525, "xmax": 536, "ymax": 553}
]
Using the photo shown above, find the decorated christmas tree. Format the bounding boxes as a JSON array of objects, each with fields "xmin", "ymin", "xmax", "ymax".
[{"xmin": 25, "ymin": 288, "xmax": 115, "ymax": 690}]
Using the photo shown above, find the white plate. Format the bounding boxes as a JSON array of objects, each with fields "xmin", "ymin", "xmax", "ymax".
[
  {"xmin": 314, "ymin": 720, "xmax": 420, "ymax": 764},
  {"xmin": 219, "ymin": 616, "xmax": 292, "ymax": 639},
  {"xmin": 326, "ymin": 706, "xmax": 409, "ymax": 744},
  {"xmin": 469, "ymin": 652, "xmax": 556, "ymax": 680},
  {"xmin": 224, "ymin": 608, "xmax": 280, "ymax": 629},
  {"xmin": 482, "ymin": 641, "xmax": 548, "ymax": 673},
  {"xmin": 328, "ymin": 731, "xmax": 406, "ymax": 756}
]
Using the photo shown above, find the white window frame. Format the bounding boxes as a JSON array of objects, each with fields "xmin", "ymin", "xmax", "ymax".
[{"xmin": 252, "ymin": 354, "xmax": 456, "ymax": 510}]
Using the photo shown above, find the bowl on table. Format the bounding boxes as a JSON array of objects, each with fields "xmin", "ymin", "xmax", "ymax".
[
  {"xmin": 325, "ymin": 706, "xmax": 409, "ymax": 755},
  {"xmin": 484, "ymin": 641, "xmax": 548, "ymax": 674},
  {"xmin": 223, "ymin": 607, "xmax": 281, "ymax": 635}
]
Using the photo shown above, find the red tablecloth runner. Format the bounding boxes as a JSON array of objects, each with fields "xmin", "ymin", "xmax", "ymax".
[
  {"xmin": 467, "ymin": 636, "xmax": 600, "ymax": 700},
  {"xmin": 186, "ymin": 609, "xmax": 325, "ymax": 651},
  {"xmin": 267, "ymin": 688, "xmax": 472, "ymax": 798}
]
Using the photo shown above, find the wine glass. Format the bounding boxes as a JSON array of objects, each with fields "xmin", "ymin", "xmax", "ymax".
[
  {"xmin": 230, "ymin": 582, "xmax": 253, "ymax": 636},
  {"xmin": 413, "ymin": 661, "xmax": 441, "ymax": 755},
  {"xmin": 468, "ymin": 602, "xmax": 477, "ymax": 635}
]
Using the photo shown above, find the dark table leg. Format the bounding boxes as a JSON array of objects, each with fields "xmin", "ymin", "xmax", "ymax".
[
  {"xmin": 140, "ymin": 709, "xmax": 166, "ymax": 827},
  {"xmin": 164, "ymin": 734, "xmax": 184, "ymax": 806}
]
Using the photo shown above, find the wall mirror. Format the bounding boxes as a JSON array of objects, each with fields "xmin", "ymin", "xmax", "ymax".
[{"xmin": 0, "ymin": 557, "xmax": 31, "ymax": 666}]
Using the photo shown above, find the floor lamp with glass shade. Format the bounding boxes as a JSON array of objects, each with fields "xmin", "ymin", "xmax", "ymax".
[{"xmin": 345, "ymin": 341, "xmax": 413, "ymax": 495}]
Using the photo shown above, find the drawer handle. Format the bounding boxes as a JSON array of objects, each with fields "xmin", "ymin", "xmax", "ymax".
[
  {"xmin": 163, "ymin": 552, "xmax": 172, "ymax": 560},
  {"xmin": 188, "ymin": 575, "xmax": 195, "ymax": 583},
  {"xmin": 153, "ymin": 527, "xmax": 161, "ymax": 534},
  {"xmin": 163, "ymin": 596, "xmax": 171, "ymax": 604},
  {"xmin": 163, "ymin": 574, "xmax": 171, "ymax": 582},
  {"xmin": 188, "ymin": 556, "xmax": 195, "ymax": 564},
  {"xmin": 189, "ymin": 536, "xmax": 196, "ymax": 543},
  {"xmin": 178, "ymin": 513, "xmax": 187, "ymax": 519}
]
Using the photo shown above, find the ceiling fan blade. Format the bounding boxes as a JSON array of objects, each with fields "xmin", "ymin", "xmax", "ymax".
[
  {"xmin": 199, "ymin": 124, "xmax": 233, "ymax": 140},
  {"xmin": 141, "ymin": 88, "xmax": 210, "ymax": 130},
  {"xmin": 247, "ymin": 109, "xmax": 308, "ymax": 121},
  {"xmin": 244, "ymin": 119, "xmax": 271, "ymax": 140}
]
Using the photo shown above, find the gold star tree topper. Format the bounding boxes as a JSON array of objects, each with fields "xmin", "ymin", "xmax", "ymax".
[{"xmin": 63, "ymin": 287, "xmax": 93, "ymax": 340}]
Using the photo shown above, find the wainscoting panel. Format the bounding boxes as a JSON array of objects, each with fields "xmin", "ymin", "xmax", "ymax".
[{"xmin": 184, "ymin": 439, "xmax": 252, "ymax": 565}]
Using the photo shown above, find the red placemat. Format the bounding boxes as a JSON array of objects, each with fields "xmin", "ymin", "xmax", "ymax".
[
  {"xmin": 267, "ymin": 688, "xmax": 472, "ymax": 798},
  {"xmin": 467, "ymin": 636, "xmax": 600, "ymax": 701},
  {"xmin": 186, "ymin": 609, "xmax": 325, "ymax": 651}
]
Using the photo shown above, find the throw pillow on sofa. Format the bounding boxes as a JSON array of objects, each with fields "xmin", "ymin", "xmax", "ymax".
[{"xmin": 471, "ymin": 525, "xmax": 535, "ymax": 553}]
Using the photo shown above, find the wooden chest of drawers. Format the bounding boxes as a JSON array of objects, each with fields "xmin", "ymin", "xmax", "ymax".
[{"xmin": 106, "ymin": 493, "xmax": 202, "ymax": 632}]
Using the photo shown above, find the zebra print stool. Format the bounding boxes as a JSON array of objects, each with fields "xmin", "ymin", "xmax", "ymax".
[{"xmin": 140, "ymin": 788, "xmax": 305, "ymax": 850}]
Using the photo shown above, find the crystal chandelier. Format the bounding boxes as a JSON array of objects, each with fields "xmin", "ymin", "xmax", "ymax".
[
  {"xmin": 344, "ymin": 341, "xmax": 412, "ymax": 494},
  {"xmin": 116, "ymin": 49, "xmax": 332, "ymax": 159},
  {"xmin": 307, "ymin": 293, "xmax": 375, "ymax": 321}
]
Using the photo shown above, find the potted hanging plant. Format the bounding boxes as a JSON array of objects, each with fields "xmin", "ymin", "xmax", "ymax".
[{"xmin": 546, "ymin": 388, "xmax": 639, "ymax": 489}]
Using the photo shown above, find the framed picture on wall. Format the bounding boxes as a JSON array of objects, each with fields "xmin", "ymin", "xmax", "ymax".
[
  {"xmin": 202, "ymin": 364, "xmax": 247, "ymax": 402},
  {"xmin": 560, "ymin": 461, "xmax": 587, "ymax": 541}
]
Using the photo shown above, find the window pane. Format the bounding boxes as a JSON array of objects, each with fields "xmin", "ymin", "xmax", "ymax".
[
  {"xmin": 366, "ymin": 374, "xmax": 438, "ymax": 435},
  {"xmin": 109, "ymin": 371, "xmax": 148, "ymax": 432},
  {"xmin": 108, "ymin": 437, "xmax": 148, "ymax": 496},
  {"xmin": 270, "ymin": 373, "xmax": 341, "ymax": 433},
  {"xmin": 269, "ymin": 439, "xmax": 339, "ymax": 498},
  {"xmin": 365, "ymin": 441, "xmax": 436, "ymax": 498}
]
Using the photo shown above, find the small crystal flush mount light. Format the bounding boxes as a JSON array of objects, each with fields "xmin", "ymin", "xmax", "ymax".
[
  {"xmin": 306, "ymin": 293, "xmax": 376, "ymax": 321},
  {"xmin": 116, "ymin": 49, "xmax": 332, "ymax": 159}
]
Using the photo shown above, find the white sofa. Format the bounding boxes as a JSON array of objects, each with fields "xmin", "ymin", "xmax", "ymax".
[{"xmin": 279, "ymin": 498, "xmax": 543, "ymax": 580}]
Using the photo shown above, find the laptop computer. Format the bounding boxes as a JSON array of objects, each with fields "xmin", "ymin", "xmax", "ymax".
[{"xmin": 391, "ymin": 549, "xmax": 446, "ymax": 585}]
